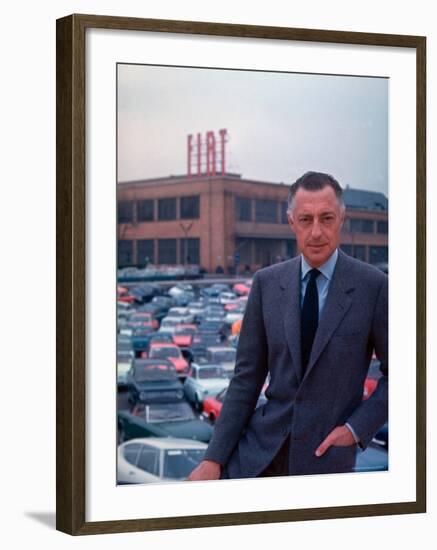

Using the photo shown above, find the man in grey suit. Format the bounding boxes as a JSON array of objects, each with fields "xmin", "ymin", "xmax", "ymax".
[{"xmin": 188, "ymin": 171, "xmax": 388, "ymax": 480}]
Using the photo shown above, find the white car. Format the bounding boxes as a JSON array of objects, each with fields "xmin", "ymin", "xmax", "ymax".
[
  {"xmin": 117, "ymin": 437, "xmax": 207, "ymax": 484},
  {"xmin": 117, "ymin": 359, "xmax": 132, "ymax": 387},
  {"xmin": 167, "ymin": 307, "xmax": 195, "ymax": 324},
  {"xmin": 158, "ymin": 317, "xmax": 184, "ymax": 334},
  {"xmin": 218, "ymin": 292, "xmax": 238, "ymax": 305},
  {"xmin": 184, "ymin": 363, "xmax": 230, "ymax": 410},
  {"xmin": 224, "ymin": 311, "xmax": 244, "ymax": 325},
  {"xmin": 205, "ymin": 346, "xmax": 237, "ymax": 373}
]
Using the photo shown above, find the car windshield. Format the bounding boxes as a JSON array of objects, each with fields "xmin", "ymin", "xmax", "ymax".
[
  {"xmin": 150, "ymin": 335, "xmax": 173, "ymax": 343},
  {"xmin": 175, "ymin": 328, "xmax": 195, "ymax": 335},
  {"xmin": 163, "ymin": 449, "xmax": 206, "ymax": 479},
  {"xmin": 150, "ymin": 347, "xmax": 181, "ymax": 358},
  {"xmin": 133, "ymin": 365, "xmax": 176, "ymax": 382},
  {"xmin": 210, "ymin": 350, "xmax": 236, "ymax": 362},
  {"xmin": 198, "ymin": 367, "xmax": 226, "ymax": 379},
  {"xmin": 137, "ymin": 402, "xmax": 196, "ymax": 422},
  {"xmin": 131, "ymin": 315, "xmax": 151, "ymax": 322},
  {"xmin": 162, "ymin": 319, "xmax": 179, "ymax": 326}
]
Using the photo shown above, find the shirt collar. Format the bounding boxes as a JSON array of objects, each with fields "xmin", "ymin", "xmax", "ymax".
[{"xmin": 301, "ymin": 248, "xmax": 338, "ymax": 281}]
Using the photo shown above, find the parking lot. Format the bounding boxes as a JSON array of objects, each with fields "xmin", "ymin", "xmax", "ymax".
[{"xmin": 117, "ymin": 276, "xmax": 388, "ymax": 485}]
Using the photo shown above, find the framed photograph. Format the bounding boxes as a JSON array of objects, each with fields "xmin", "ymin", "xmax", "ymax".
[{"xmin": 56, "ymin": 14, "xmax": 426, "ymax": 535}]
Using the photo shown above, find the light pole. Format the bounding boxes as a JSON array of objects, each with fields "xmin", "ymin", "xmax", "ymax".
[{"xmin": 180, "ymin": 222, "xmax": 193, "ymax": 278}]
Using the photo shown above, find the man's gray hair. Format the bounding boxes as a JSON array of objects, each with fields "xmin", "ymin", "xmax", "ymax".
[{"xmin": 287, "ymin": 171, "xmax": 345, "ymax": 215}]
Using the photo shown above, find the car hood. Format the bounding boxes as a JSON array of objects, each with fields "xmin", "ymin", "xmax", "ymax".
[
  {"xmin": 155, "ymin": 419, "xmax": 212, "ymax": 442},
  {"xmin": 196, "ymin": 379, "xmax": 229, "ymax": 395},
  {"xmin": 134, "ymin": 380, "xmax": 182, "ymax": 392}
]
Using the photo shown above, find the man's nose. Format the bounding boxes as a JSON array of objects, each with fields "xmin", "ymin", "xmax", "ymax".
[{"xmin": 310, "ymin": 220, "xmax": 322, "ymax": 238}]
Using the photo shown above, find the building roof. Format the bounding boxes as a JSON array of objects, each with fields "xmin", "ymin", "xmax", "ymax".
[
  {"xmin": 118, "ymin": 173, "xmax": 388, "ymax": 212},
  {"xmin": 343, "ymin": 187, "xmax": 388, "ymax": 211}
]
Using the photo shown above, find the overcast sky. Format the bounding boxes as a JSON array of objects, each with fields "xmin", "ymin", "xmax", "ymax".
[{"xmin": 117, "ymin": 63, "xmax": 388, "ymax": 196}]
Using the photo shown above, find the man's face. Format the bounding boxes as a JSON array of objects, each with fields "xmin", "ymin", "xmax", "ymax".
[{"xmin": 287, "ymin": 186, "xmax": 345, "ymax": 268}]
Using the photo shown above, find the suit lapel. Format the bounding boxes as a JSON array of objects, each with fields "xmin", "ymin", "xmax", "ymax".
[
  {"xmin": 302, "ymin": 250, "xmax": 355, "ymax": 382},
  {"xmin": 279, "ymin": 257, "xmax": 304, "ymax": 382}
]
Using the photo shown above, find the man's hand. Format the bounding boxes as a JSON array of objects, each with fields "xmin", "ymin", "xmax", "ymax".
[
  {"xmin": 315, "ymin": 425, "xmax": 356, "ymax": 457},
  {"xmin": 187, "ymin": 459, "xmax": 221, "ymax": 481}
]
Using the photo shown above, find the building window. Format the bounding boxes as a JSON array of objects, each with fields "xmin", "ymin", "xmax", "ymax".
[
  {"xmin": 118, "ymin": 201, "xmax": 133, "ymax": 224},
  {"xmin": 235, "ymin": 197, "xmax": 252, "ymax": 222},
  {"xmin": 158, "ymin": 239, "xmax": 177, "ymax": 264},
  {"xmin": 179, "ymin": 238, "xmax": 200, "ymax": 264},
  {"xmin": 137, "ymin": 199, "xmax": 154, "ymax": 222},
  {"xmin": 255, "ymin": 199, "xmax": 277, "ymax": 223},
  {"xmin": 118, "ymin": 240, "xmax": 133, "ymax": 267},
  {"xmin": 180, "ymin": 196, "xmax": 200, "ymax": 219},
  {"xmin": 158, "ymin": 198, "xmax": 176, "ymax": 221},
  {"xmin": 369, "ymin": 246, "xmax": 388, "ymax": 264},
  {"xmin": 137, "ymin": 239, "xmax": 154, "ymax": 266},
  {"xmin": 349, "ymin": 218, "xmax": 374, "ymax": 233},
  {"xmin": 281, "ymin": 202, "xmax": 289, "ymax": 224},
  {"xmin": 377, "ymin": 220, "xmax": 388, "ymax": 234}
]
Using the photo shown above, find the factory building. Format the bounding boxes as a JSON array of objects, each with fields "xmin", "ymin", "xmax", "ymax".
[{"xmin": 117, "ymin": 129, "xmax": 388, "ymax": 273}]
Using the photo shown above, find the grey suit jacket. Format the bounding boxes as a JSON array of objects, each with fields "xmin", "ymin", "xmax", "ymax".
[{"xmin": 204, "ymin": 249, "xmax": 388, "ymax": 477}]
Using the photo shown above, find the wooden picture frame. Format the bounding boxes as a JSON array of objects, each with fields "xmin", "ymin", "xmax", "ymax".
[{"xmin": 56, "ymin": 13, "xmax": 426, "ymax": 535}]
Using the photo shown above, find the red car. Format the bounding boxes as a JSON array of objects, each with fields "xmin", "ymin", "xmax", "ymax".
[
  {"xmin": 202, "ymin": 387, "xmax": 227, "ymax": 422},
  {"xmin": 117, "ymin": 285, "xmax": 135, "ymax": 303},
  {"xmin": 172, "ymin": 324, "xmax": 197, "ymax": 347},
  {"xmin": 127, "ymin": 312, "xmax": 159, "ymax": 331},
  {"xmin": 147, "ymin": 342, "xmax": 190, "ymax": 377},
  {"xmin": 203, "ymin": 385, "xmax": 267, "ymax": 423},
  {"xmin": 232, "ymin": 280, "xmax": 252, "ymax": 296},
  {"xmin": 363, "ymin": 377, "xmax": 378, "ymax": 400}
]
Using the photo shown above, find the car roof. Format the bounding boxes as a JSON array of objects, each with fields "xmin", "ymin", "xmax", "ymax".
[
  {"xmin": 123, "ymin": 437, "xmax": 207, "ymax": 450},
  {"xmin": 149, "ymin": 342, "xmax": 179, "ymax": 348}
]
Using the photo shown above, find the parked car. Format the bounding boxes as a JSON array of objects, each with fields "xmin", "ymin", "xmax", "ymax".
[
  {"xmin": 117, "ymin": 286, "xmax": 136, "ymax": 303},
  {"xmin": 353, "ymin": 442, "xmax": 388, "ymax": 472},
  {"xmin": 117, "ymin": 437, "xmax": 207, "ymax": 484},
  {"xmin": 184, "ymin": 364, "xmax": 230, "ymax": 411},
  {"xmin": 147, "ymin": 342, "xmax": 190, "ymax": 377},
  {"xmin": 117, "ymin": 334, "xmax": 134, "ymax": 357},
  {"xmin": 205, "ymin": 346, "xmax": 237, "ymax": 373},
  {"xmin": 218, "ymin": 291, "xmax": 238, "ymax": 305},
  {"xmin": 167, "ymin": 307, "xmax": 195, "ymax": 324},
  {"xmin": 118, "ymin": 401, "xmax": 213, "ymax": 443},
  {"xmin": 147, "ymin": 332, "xmax": 174, "ymax": 347},
  {"xmin": 131, "ymin": 328, "xmax": 154, "ymax": 355},
  {"xmin": 126, "ymin": 359, "xmax": 183, "ymax": 404},
  {"xmin": 172, "ymin": 324, "xmax": 197, "ymax": 347},
  {"xmin": 372, "ymin": 422, "xmax": 388, "ymax": 449},
  {"xmin": 158, "ymin": 317, "xmax": 184, "ymax": 334},
  {"xmin": 127, "ymin": 312, "xmax": 159, "ymax": 331},
  {"xmin": 203, "ymin": 386, "xmax": 266, "ymax": 423},
  {"xmin": 197, "ymin": 320, "xmax": 229, "ymax": 340},
  {"xmin": 232, "ymin": 280, "xmax": 252, "ymax": 296},
  {"xmin": 224, "ymin": 310, "xmax": 244, "ymax": 326},
  {"xmin": 117, "ymin": 357, "xmax": 132, "ymax": 389}
]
